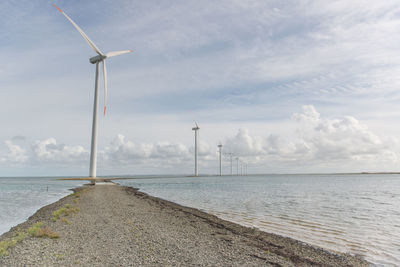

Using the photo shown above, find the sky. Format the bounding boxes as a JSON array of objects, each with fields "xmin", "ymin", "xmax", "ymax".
[{"xmin": 2, "ymin": 0, "xmax": 400, "ymax": 176}]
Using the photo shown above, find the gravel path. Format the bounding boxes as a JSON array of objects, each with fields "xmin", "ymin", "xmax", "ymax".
[{"xmin": 0, "ymin": 184, "xmax": 369, "ymax": 266}]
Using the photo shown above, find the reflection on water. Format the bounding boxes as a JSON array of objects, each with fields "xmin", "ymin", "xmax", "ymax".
[{"xmin": 119, "ymin": 174, "xmax": 400, "ymax": 266}]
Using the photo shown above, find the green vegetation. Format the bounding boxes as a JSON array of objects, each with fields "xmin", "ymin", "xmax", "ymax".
[
  {"xmin": 53, "ymin": 208, "xmax": 67, "ymax": 221},
  {"xmin": 27, "ymin": 222, "xmax": 59, "ymax": 239},
  {"xmin": 0, "ymin": 239, "xmax": 17, "ymax": 257},
  {"xmin": 52, "ymin": 205, "xmax": 79, "ymax": 222},
  {"xmin": 0, "ymin": 222, "xmax": 59, "ymax": 257},
  {"xmin": 14, "ymin": 231, "xmax": 28, "ymax": 243},
  {"xmin": 27, "ymin": 222, "xmax": 44, "ymax": 236}
]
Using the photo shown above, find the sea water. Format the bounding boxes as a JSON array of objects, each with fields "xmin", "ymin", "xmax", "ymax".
[
  {"xmin": 0, "ymin": 177, "xmax": 85, "ymax": 235},
  {"xmin": 1, "ymin": 175, "xmax": 399, "ymax": 266},
  {"xmin": 118, "ymin": 174, "xmax": 400, "ymax": 266}
]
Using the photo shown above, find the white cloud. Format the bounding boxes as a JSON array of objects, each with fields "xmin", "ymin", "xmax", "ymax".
[
  {"xmin": 0, "ymin": 137, "xmax": 87, "ymax": 168},
  {"xmin": 222, "ymin": 105, "xmax": 400, "ymax": 171},
  {"xmin": 224, "ymin": 128, "xmax": 264, "ymax": 156},
  {"xmin": 103, "ymin": 134, "xmax": 196, "ymax": 168},
  {"xmin": 292, "ymin": 105, "xmax": 392, "ymax": 162},
  {"xmin": 1, "ymin": 140, "xmax": 28, "ymax": 163},
  {"xmin": 30, "ymin": 138, "xmax": 87, "ymax": 164}
]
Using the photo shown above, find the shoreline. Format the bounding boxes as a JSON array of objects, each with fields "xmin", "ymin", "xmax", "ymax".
[{"xmin": 0, "ymin": 184, "xmax": 369, "ymax": 266}]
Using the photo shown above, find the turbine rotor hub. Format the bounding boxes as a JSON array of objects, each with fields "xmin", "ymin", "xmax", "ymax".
[{"xmin": 89, "ymin": 55, "xmax": 106, "ymax": 64}]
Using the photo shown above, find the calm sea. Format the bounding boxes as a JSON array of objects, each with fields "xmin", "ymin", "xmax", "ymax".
[
  {"xmin": 0, "ymin": 174, "xmax": 398, "ymax": 266},
  {"xmin": 118, "ymin": 174, "xmax": 400, "ymax": 266}
]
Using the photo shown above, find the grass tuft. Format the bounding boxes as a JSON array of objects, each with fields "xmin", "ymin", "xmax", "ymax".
[
  {"xmin": 28, "ymin": 222, "xmax": 44, "ymax": 237},
  {"xmin": 0, "ymin": 222, "xmax": 59, "ymax": 257},
  {"xmin": 28, "ymin": 222, "xmax": 59, "ymax": 238},
  {"xmin": 13, "ymin": 231, "xmax": 28, "ymax": 243},
  {"xmin": 53, "ymin": 208, "xmax": 67, "ymax": 221},
  {"xmin": 52, "ymin": 205, "xmax": 79, "ymax": 221},
  {"xmin": 0, "ymin": 239, "xmax": 16, "ymax": 256},
  {"xmin": 36, "ymin": 228, "xmax": 60, "ymax": 239}
]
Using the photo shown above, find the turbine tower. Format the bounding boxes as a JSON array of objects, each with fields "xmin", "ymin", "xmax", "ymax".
[
  {"xmin": 54, "ymin": 5, "xmax": 132, "ymax": 183},
  {"xmin": 236, "ymin": 157, "xmax": 239, "ymax": 176},
  {"xmin": 192, "ymin": 122, "xmax": 200, "ymax": 176},
  {"xmin": 228, "ymin": 152, "xmax": 233, "ymax": 175},
  {"xmin": 217, "ymin": 144, "xmax": 223, "ymax": 176}
]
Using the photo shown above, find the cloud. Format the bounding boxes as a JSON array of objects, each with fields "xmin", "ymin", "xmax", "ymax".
[
  {"xmin": 291, "ymin": 106, "xmax": 397, "ymax": 163},
  {"xmin": 0, "ymin": 137, "xmax": 87, "ymax": 167},
  {"xmin": 1, "ymin": 140, "xmax": 28, "ymax": 163},
  {"xmin": 103, "ymin": 134, "xmax": 215, "ymax": 166},
  {"xmin": 30, "ymin": 138, "xmax": 88, "ymax": 164},
  {"xmin": 224, "ymin": 128, "xmax": 264, "ymax": 156},
  {"xmin": 102, "ymin": 134, "xmax": 196, "ymax": 169},
  {"xmin": 222, "ymin": 105, "xmax": 400, "ymax": 171}
]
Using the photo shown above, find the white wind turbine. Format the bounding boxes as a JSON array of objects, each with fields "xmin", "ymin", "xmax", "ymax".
[
  {"xmin": 192, "ymin": 122, "xmax": 200, "ymax": 176},
  {"xmin": 236, "ymin": 157, "xmax": 239, "ymax": 176},
  {"xmin": 54, "ymin": 5, "xmax": 132, "ymax": 183},
  {"xmin": 217, "ymin": 143, "xmax": 223, "ymax": 176}
]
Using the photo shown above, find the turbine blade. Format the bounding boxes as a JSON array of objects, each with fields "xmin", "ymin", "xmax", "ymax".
[
  {"xmin": 103, "ymin": 60, "xmax": 108, "ymax": 116},
  {"xmin": 195, "ymin": 121, "xmax": 199, "ymax": 128},
  {"xmin": 53, "ymin": 4, "xmax": 103, "ymax": 56},
  {"xmin": 105, "ymin": 50, "xmax": 133, "ymax": 58}
]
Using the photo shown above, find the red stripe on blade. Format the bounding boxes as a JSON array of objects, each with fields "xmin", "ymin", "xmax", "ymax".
[{"xmin": 53, "ymin": 4, "xmax": 63, "ymax": 13}]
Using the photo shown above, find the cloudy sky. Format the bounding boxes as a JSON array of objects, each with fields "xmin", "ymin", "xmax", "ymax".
[{"xmin": 1, "ymin": 0, "xmax": 400, "ymax": 176}]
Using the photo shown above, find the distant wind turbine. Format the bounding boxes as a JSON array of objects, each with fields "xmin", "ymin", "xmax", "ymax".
[
  {"xmin": 54, "ymin": 5, "xmax": 132, "ymax": 183},
  {"xmin": 236, "ymin": 157, "xmax": 239, "ymax": 176},
  {"xmin": 227, "ymin": 152, "xmax": 233, "ymax": 175},
  {"xmin": 192, "ymin": 122, "xmax": 200, "ymax": 176},
  {"xmin": 217, "ymin": 143, "xmax": 223, "ymax": 176}
]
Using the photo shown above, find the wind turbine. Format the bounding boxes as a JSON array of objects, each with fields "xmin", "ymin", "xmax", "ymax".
[
  {"xmin": 192, "ymin": 122, "xmax": 200, "ymax": 176},
  {"xmin": 227, "ymin": 152, "xmax": 233, "ymax": 175},
  {"xmin": 217, "ymin": 143, "xmax": 223, "ymax": 176},
  {"xmin": 236, "ymin": 157, "xmax": 239, "ymax": 176},
  {"xmin": 54, "ymin": 5, "xmax": 132, "ymax": 183}
]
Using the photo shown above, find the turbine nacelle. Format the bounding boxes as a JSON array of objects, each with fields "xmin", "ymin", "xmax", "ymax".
[
  {"xmin": 90, "ymin": 55, "xmax": 106, "ymax": 64},
  {"xmin": 192, "ymin": 121, "xmax": 200, "ymax": 131}
]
